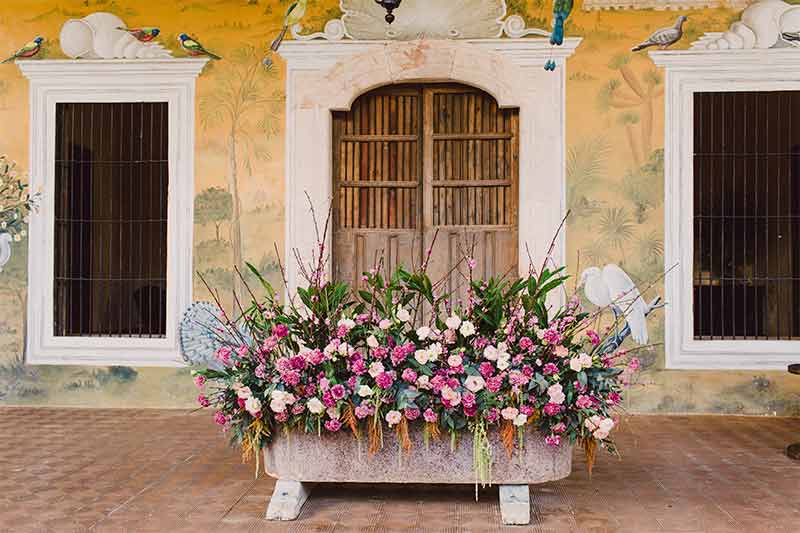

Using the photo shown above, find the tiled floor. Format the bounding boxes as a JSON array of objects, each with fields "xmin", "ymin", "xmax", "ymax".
[{"xmin": 0, "ymin": 408, "xmax": 798, "ymax": 532}]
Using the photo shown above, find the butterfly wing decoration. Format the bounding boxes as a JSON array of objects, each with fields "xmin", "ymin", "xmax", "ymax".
[{"xmin": 179, "ymin": 302, "xmax": 252, "ymax": 369}]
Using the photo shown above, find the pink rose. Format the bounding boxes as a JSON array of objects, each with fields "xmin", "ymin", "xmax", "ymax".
[
  {"xmin": 545, "ymin": 434, "xmax": 561, "ymax": 447},
  {"xmin": 197, "ymin": 394, "xmax": 210, "ymax": 408},
  {"xmin": 543, "ymin": 403, "xmax": 562, "ymax": 416},
  {"xmin": 376, "ymin": 372, "xmax": 395, "ymax": 390},
  {"xmin": 404, "ymin": 407, "xmax": 421, "ymax": 421},
  {"xmin": 194, "ymin": 375, "xmax": 206, "ymax": 388},
  {"xmin": 324, "ymin": 419, "xmax": 342, "ymax": 432},
  {"xmin": 423, "ymin": 408, "xmax": 438, "ymax": 423},
  {"xmin": 542, "ymin": 363, "xmax": 559, "ymax": 376},
  {"xmin": 213, "ymin": 411, "xmax": 227, "ymax": 426}
]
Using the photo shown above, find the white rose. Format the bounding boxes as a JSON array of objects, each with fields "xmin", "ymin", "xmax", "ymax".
[
  {"xmin": 358, "ymin": 385, "xmax": 373, "ymax": 397},
  {"xmin": 307, "ymin": 398, "xmax": 324, "ymax": 414},
  {"xmin": 513, "ymin": 413, "xmax": 528, "ymax": 427},
  {"xmin": 367, "ymin": 335, "xmax": 379, "ymax": 348},
  {"xmin": 414, "ymin": 349, "xmax": 430, "ymax": 365},
  {"xmin": 459, "ymin": 321, "xmax": 476, "ymax": 337},
  {"xmin": 483, "ymin": 345, "xmax": 498, "ymax": 361},
  {"xmin": 427, "ymin": 343, "xmax": 443, "ymax": 361},
  {"xmin": 447, "ymin": 354, "xmax": 463, "ymax": 367},
  {"xmin": 396, "ymin": 307, "xmax": 411, "ymax": 322},
  {"xmin": 497, "ymin": 356, "xmax": 510, "ymax": 371},
  {"xmin": 569, "ymin": 357, "xmax": 583, "ymax": 372},
  {"xmin": 416, "ymin": 375, "xmax": 431, "ymax": 389},
  {"xmin": 441, "ymin": 386, "xmax": 461, "ymax": 406},
  {"xmin": 236, "ymin": 386, "xmax": 253, "ymax": 399},
  {"xmin": 337, "ymin": 318, "xmax": 356, "ymax": 330},
  {"xmin": 368, "ymin": 361, "xmax": 385, "ymax": 378},
  {"xmin": 416, "ymin": 326, "xmax": 431, "ymax": 340},
  {"xmin": 445, "ymin": 315, "xmax": 462, "ymax": 330},
  {"xmin": 579, "ymin": 352, "xmax": 593, "ymax": 369},
  {"xmin": 246, "ymin": 396, "xmax": 263, "ymax": 415},
  {"xmin": 337, "ymin": 342, "xmax": 350, "ymax": 356},
  {"xmin": 464, "ymin": 375, "xmax": 485, "ymax": 392},
  {"xmin": 547, "ymin": 383, "xmax": 565, "ymax": 405},
  {"xmin": 379, "ymin": 319, "xmax": 392, "ymax": 330},
  {"xmin": 269, "ymin": 398, "xmax": 286, "ymax": 413}
]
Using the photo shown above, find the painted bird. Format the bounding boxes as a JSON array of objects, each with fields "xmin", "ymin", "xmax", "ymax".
[
  {"xmin": 0, "ymin": 233, "xmax": 12, "ymax": 272},
  {"xmin": 117, "ymin": 27, "xmax": 160, "ymax": 42},
  {"xmin": 550, "ymin": 0, "xmax": 573, "ymax": 46},
  {"xmin": 2, "ymin": 37, "xmax": 44, "ymax": 64},
  {"xmin": 178, "ymin": 34, "xmax": 221, "ymax": 60},
  {"xmin": 631, "ymin": 15, "xmax": 687, "ymax": 52},
  {"xmin": 271, "ymin": 0, "xmax": 307, "ymax": 52},
  {"xmin": 580, "ymin": 264, "xmax": 650, "ymax": 345}
]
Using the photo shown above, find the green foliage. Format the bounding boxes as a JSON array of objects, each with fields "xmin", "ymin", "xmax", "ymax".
[
  {"xmin": 619, "ymin": 149, "xmax": 664, "ymax": 224},
  {"xmin": 598, "ymin": 207, "xmax": 635, "ymax": 254},
  {"xmin": 566, "ymin": 137, "xmax": 610, "ymax": 225}
]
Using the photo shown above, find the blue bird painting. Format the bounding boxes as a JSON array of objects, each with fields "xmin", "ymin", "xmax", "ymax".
[
  {"xmin": 550, "ymin": 0, "xmax": 573, "ymax": 46},
  {"xmin": 2, "ymin": 37, "xmax": 43, "ymax": 63}
]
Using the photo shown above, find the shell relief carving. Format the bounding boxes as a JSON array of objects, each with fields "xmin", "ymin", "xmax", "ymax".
[
  {"xmin": 291, "ymin": 0, "xmax": 550, "ymax": 41},
  {"xmin": 691, "ymin": 0, "xmax": 800, "ymax": 49},
  {"xmin": 60, "ymin": 12, "xmax": 172, "ymax": 59}
]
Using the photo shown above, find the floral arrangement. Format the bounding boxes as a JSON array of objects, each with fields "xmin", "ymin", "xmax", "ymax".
[
  {"xmin": 192, "ymin": 217, "xmax": 646, "ymax": 486},
  {"xmin": 0, "ymin": 155, "xmax": 37, "ymax": 243}
]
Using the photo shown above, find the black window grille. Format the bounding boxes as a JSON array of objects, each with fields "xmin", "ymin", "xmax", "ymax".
[
  {"xmin": 54, "ymin": 102, "xmax": 169, "ymax": 338},
  {"xmin": 693, "ymin": 91, "xmax": 800, "ymax": 340}
]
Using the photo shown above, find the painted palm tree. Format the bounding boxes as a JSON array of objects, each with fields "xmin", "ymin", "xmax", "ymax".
[
  {"xmin": 620, "ymin": 149, "xmax": 663, "ymax": 223},
  {"xmin": 199, "ymin": 45, "xmax": 281, "ymax": 301},
  {"xmin": 566, "ymin": 137, "xmax": 609, "ymax": 226},
  {"xmin": 598, "ymin": 207, "xmax": 635, "ymax": 263}
]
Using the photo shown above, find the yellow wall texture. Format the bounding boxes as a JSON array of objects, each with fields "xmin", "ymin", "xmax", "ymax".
[{"xmin": 0, "ymin": 0, "xmax": 797, "ymax": 414}]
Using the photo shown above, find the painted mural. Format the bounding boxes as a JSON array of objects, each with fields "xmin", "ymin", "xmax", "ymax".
[{"xmin": 0, "ymin": 0, "xmax": 797, "ymax": 415}]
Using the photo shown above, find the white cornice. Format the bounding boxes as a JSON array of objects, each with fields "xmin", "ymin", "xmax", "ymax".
[
  {"xmin": 650, "ymin": 48, "xmax": 800, "ymax": 70},
  {"xmin": 16, "ymin": 58, "xmax": 209, "ymax": 80},
  {"xmin": 278, "ymin": 38, "xmax": 582, "ymax": 69}
]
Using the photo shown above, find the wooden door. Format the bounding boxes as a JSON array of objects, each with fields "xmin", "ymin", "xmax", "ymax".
[{"xmin": 333, "ymin": 84, "xmax": 519, "ymax": 298}]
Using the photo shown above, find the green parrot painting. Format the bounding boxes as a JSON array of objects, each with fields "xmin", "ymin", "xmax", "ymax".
[
  {"xmin": 178, "ymin": 34, "xmax": 222, "ymax": 60},
  {"xmin": 2, "ymin": 37, "xmax": 44, "ymax": 64},
  {"xmin": 117, "ymin": 27, "xmax": 161, "ymax": 42},
  {"xmin": 271, "ymin": 0, "xmax": 307, "ymax": 52},
  {"xmin": 550, "ymin": 0, "xmax": 573, "ymax": 46}
]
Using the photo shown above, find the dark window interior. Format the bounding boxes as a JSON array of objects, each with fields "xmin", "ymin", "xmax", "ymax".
[
  {"xmin": 693, "ymin": 91, "xmax": 800, "ymax": 340},
  {"xmin": 54, "ymin": 102, "xmax": 168, "ymax": 338}
]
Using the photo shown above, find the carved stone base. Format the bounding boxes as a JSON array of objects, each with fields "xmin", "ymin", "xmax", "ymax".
[
  {"xmin": 265, "ymin": 479, "xmax": 311, "ymax": 521},
  {"xmin": 499, "ymin": 485, "xmax": 531, "ymax": 525}
]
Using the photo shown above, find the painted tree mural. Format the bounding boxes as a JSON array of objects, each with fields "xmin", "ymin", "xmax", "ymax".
[
  {"xmin": 199, "ymin": 45, "xmax": 280, "ymax": 300},
  {"xmin": 195, "ymin": 186, "xmax": 233, "ymax": 243}
]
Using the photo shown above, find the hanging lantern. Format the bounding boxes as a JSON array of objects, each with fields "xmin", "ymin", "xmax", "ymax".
[{"xmin": 375, "ymin": 0, "xmax": 403, "ymax": 24}]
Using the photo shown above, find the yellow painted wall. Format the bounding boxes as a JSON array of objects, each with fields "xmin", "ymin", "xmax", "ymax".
[{"xmin": 0, "ymin": 0, "xmax": 797, "ymax": 414}]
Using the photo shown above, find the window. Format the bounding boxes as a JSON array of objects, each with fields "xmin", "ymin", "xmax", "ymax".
[
  {"xmin": 19, "ymin": 59, "xmax": 206, "ymax": 366},
  {"xmin": 652, "ymin": 50, "xmax": 800, "ymax": 369},
  {"xmin": 332, "ymin": 84, "xmax": 519, "ymax": 298},
  {"xmin": 693, "ymin": 91, "xmax": 800, "ymax": 341}
]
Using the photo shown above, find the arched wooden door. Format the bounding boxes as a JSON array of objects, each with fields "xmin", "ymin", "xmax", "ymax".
[{"xmin": 332, "ymin": 83, "xmax": 519, "ymax": 298}]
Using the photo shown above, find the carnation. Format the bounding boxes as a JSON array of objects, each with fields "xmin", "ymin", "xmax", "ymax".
[
  {"xmin": 197, "ymin": 394, "xmax": 210, "ymax": 408},
  {"xmin": 423, "ymin": 408, "xmax": 438, "ymax": 423},
  {"xmin": 376, "ymin": 372, "xmax": 395, "ymax": 389},
  {"xmin": 194, "ymin": 375, "xmax": 206, "ymax": 388},
  {"xmin": 213, "ymin": 411, "xmax": 227, "ymax": 426},
  {"xmin": 325, "ymin": 419, "xmax": 342, "ymax": 432},
  {"xmin": 543, "ymin": 402, "xmax": 562, "ymax": 416},
  {"xmin": 385, "ymin": 410, "xmax": 402, "ymax": 426},
  {"xmin": 545, "ymin": 434, "xmax": 561, "ymax": 447},
  {"xmin": 330, "ymin": 384, "xmax": 347, "ymax": 400},
  {"xmin": 402, "ymin": 368, "xmax": 418, "ymax": 383},
  {"xmin": 404, "ymin": 407, "xmax": 421, "ymax": 421}
]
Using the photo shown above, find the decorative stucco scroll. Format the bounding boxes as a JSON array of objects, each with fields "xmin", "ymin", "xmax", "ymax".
[
  {"xmin": 291, "ymin": 0, "xmax": 549, "ymax": 41},
  {"xmin": 690, "ymin": 0, "xmax": 800, "ymax": 49}
]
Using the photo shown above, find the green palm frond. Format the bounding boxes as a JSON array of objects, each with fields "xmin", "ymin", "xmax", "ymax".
[{"xmin": 598, "ymin": 207, "xmax": 635, "ymax": 251}]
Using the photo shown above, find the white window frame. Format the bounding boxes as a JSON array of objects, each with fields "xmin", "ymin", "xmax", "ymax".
[
  {"xmin": 18, "ymin": 59, "xmax": 207, "ymax": 367},
  {"xmin": 652, "ymin": 49, "xmax": 800, "ymax": 370}
]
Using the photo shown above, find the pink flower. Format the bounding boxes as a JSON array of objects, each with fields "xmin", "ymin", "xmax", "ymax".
[
  {"xmin": 281, "ymin": 370, "xmax": 301, "ymax": 386},
  {"xmin": 484, "ymin": 408, "xmax": 499, "ymax": 423},
  {"xmin": 213, "ymin": 411, "xmax": 227, "ymax": 426},
  {"xmin": 479, "ymin": 362, "xmax": 495, "ymax": 378},
  {"xmin": 519, "ymin": 405, "xmax": 534, "ymax": 416},
  {"xmin": 275, "ymin": 411, "xmax": 289, "ymax": 423},
  {"xmin": 518, "ymin": 337, "xmax": 533, "ymax": 351},
  {"xmin": 628, "ymin": 357, "xmax": 640, "ymax": 371},
  {"xmin": 543, "ymin": 403, "xmax": 562, "ymax": 416},
  {"xmin": 423, "ymin": 408, "xmax": 438, "ymax": 423},
  {"xmin": 542, "ymin": 363, "xmax": 559, "ymax": 376},
  {"xmin": 322, "ymin": 391, "xmax": 336, "ymax": 408},
  {"xmin": 554, "ymin": 345, "xmax": 569, "ymax": 358},
  {"xmin": 336, "ymin": 325, "xmax": 349, "ymax": 338},
  {"xmin": 324, "ymin": 419, "xmax": 342, "ymax": 432},
  {"xmin": 545, "ymin": 434, "xmax": 561, "ymax": 447},
  {"xmin": 509, "ymin": 370, "xmax": 529, "ymax": 386},
  {"xmin": 463, "ymin": 404, "xmax": 478, "ymax": 417},
  {"xmin": 552, "ymin": 422, "xmax": 567, "ymax": 434},
  {"xmin": 215, "ymin": 346, "xmax": 232, "ymax": 365},
  {"xmin": 262, "ymin": 336, "xmax": 278, "ymax": 353},
  {"xmin": 292, "ymin": 403, "xmax": 306, "ymax": 415},
  {"xmin": 576, "ymin": 395, "xmax": 593, "ymax": 409},
  {"xmin": 385, "ymin": 410, "xmax": 402, "ymax": 427},
  {"xmin": 404, "ymin": 407, "xmax": 421, "ymax": 421},
  {"xmin": 254, "ymin": 364, "xmax": 267, "ymax": 379},
  {"xmin": 289, "ymin": 355, "xmax": 307, "ymax": 370},
  {"xmin": 350, "ymin": 358, "xmax": 367, "ymax": 375},
  {"xmin": 607, "ymin": 392, "xmax": 621, "ymax": 405},
  {"xmin": 236, "ymin": 345, "xmax": 249, "ymax": 358},
  {"xmin": 273, "ymin": 324, "xmax": 289, "ymax": 338},
  {"xmin": 376, "ymin": 372, "xmax": 395, "ymax": 389},
  {"xmin": 402, "ymin": 368, "xmax": 418, "ymax": 383},
  {"xmin": 330, "ymin": 384, "xmax": 347, "ymax": 400},
  {"xmin": 355, "ymin": 404, "xmax": 374, "ymax": 419},
  {"xmin": 194, "ymin": 375, "xmax": 206, "ymax": 388},
  {"xmin": 462, "ymin": 391, "xmax": 476, "ymax": 408},
  {"xmin": 586, "ymin": 330, "xmax": 600, "ymax": 346},
  {"xmin": 197, "ymin": 394, "xmax": 210, "ymax": 408},
  {"xmin": 486, "ymin": 375, "xmax": 504, "ymax": 393},
  {"xmin": 372, "ymin": 346, "xmax": 389, "ymax": 359},
  {"xmin": 542, "ymin": 328, "xmax": 562, "ymax": 345}
]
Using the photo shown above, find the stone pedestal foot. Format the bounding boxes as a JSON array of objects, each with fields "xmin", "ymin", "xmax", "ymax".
[
  {"xmin": 499, "ymin": 484, "xmax": 530, "ymax": 525},
  {"xmin": 265, "ymin": 479, "xmax": 311, "ymax": 521}
]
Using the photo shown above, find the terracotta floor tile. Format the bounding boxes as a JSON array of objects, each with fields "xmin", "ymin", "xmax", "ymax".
[{"xmin": 1, "ymin": 408, "xmax": 799, "ymax": 532}]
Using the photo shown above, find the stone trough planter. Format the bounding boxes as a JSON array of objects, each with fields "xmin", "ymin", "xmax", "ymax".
[{"xmin": 264, "ymin": 426, "xmax": 572, "ymax": 525}]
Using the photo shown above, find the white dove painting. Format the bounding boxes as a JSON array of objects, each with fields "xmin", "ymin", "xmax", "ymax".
[
  {"xmin": 0, "ymin": 233, "xmax": 12, "ymax": 273},
  {"xmin": 579, "ymin": 264, "xmax": 650, "ymax": 345}
]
